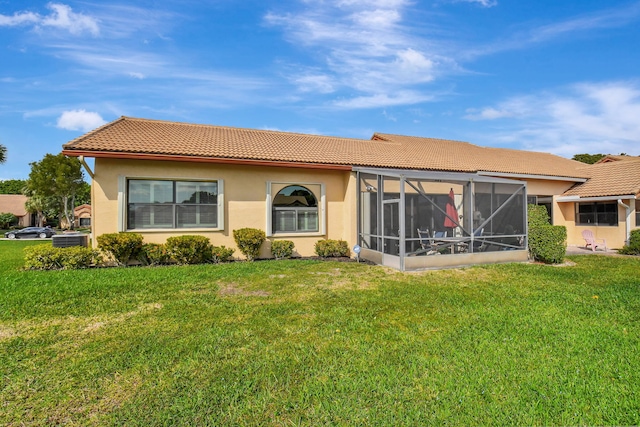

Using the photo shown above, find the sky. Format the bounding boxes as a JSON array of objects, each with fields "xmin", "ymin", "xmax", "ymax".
[{"xmin": 1, "ymin": 0, "xmax": 639, "ymax": 180}]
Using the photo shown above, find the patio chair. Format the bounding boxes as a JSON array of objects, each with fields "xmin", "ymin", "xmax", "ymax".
[
  {"xmin": 473, "ymin": 228, "xmax": 486, "ymax": 252},
  {"xmin": 416, "ymin": 229, "xmax": 447, "ymax": 255},
  {"xmin": 582, "ymin": 230, "xmax": 607, "ymax": 252}
]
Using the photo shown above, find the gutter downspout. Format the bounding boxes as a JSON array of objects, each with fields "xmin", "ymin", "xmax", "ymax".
[
  {"xmin": 618, "ymin": 199, "xmax": 631, "ymax": 245},
  {"xmin": 78, "ymin": 156, "xmax": 95, "ymax": 247},
  {"xmin": 78, "ymin": 156, "xmax": 95, "ymax": 179}
]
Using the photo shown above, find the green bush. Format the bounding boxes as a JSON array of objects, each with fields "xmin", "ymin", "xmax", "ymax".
[
  {"xmin": 528, "ymin": 204, "xmax": 551, "ymax": 228},
  {"xmin": 528, "ymin": 226, "xmax": 567, "ymax": 264},
  {"xmin": 212, "ymin": 245, "xmax": 235, "ymax": 263},
  {"xmin": 97, "ymin": 232, "xmax": 144, "ymax": 265},
  {"xmin": 315, "ymin": 239, "xmax": 350, "ymax": 258},
  {"xmin": 233, "ymin": 228, "xmax": 266, "ymax": 261},
  {"xmin": 619, "ymin": 229, "xmax": 640, "ymax": 255},
  {"xmin": 165, "ymin": 235, "xmax": 213, "ymax": 265},
  {"xmin": 24, "ymin": 244, "xmax": 100, "ymax": 270},
  {"xmin": 0, "ymin": 212, "xmax": 17, "ymax": 229},
  {"xmin": 527, "ymin": 204, "xmax": 566, "ymax": 264},
  {"xmin": 140, "ymin": 243, "xmax": 172, "ymax": 266},
  {"xmin": 271, "ymin": 240, "xmax": 294, "ymax": 260}
]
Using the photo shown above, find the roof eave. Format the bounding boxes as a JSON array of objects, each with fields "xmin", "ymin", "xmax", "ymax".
[
  {"xmin": 557, "ymin": 194, "xmax": 637, "ymax": 202},
  {"xmin": 61, "ymin": 149, "xmax": 353, "ymax": 171},
  {"xmin": 476, "ymin": 171, "xmax": 588, "ymax": 182}
]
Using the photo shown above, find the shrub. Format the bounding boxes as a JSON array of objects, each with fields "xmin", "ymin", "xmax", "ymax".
[
  {"xmin": 271, "ymin": 240, "xmax": 294, "ymax": 260},
  {"xmin": 528, "ymin": 204, "xmax": 551, "ymax": 228},
  {"xmin": 212, "ymin": 245, "xmax": 235, "ymax": 263},
  {"xmin": 165, "ymin": 235, "xmax": 213, "ymax": 265},
  {"xmin": 619, "ymin": 229, "xmax": 640, "ymax": 255},
  {"xmin": 97, "ymin": 232, "xmax": 144, "ymax": 266},
  {"xmin": 528, "ymin": 226, "xmax": 567, "ymax": 264},
  {"xmin": 24, "ymin": 244, "xmax": 100, "ymax": 270},
  {"xmin": 315, "ymin": 239, "xmax": 350, "ymax": 258},
  {"xmin": 140, "ymin": 243, "xmax": 171, "ymax": 266},
  {"xmin": 527, "ymin": 204, "xmax": 566, "ymax": 264},
  {"xmin": 0, "ymin": 212, "xmax": 17, "ymax": 229},
  {"xmin": 233, "ymin": 228, "xmax": 266, "ymax": 261}
]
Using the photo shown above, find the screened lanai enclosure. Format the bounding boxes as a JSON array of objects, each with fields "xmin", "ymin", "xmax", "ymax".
[{"xmin": 356, "ymin": 168, "xmax": 529, "ymax": 270}]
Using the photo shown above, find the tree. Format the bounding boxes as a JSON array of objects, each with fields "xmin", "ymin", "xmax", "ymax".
[
  {"xmin": 0, "ymin": 144, "xmax": 6, "ymax": 164},
  {"xmin": 25, "ymin": 153, "xmax": 85, "ymax": 229},
  {"xmin": 572, "ymin": 153, "xmax": 606, "ymax": 164},
  {"xmin": 0, "ymin": 179, "xmax": 27, "ymax": 194},
  {"xmin": 75, "ymin": 181, "xmax": 91, "ymax": 206},
  {"xmin": 23, "ymin": 191, "xmax": 58, "ymax": 227},
  {"xmin": 0, "ymin": 212, "xmax": 17, "ymax": 229}
]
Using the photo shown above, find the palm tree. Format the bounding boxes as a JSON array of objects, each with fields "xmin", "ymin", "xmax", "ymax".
[{"xmin": 0, "ymin": 144, "xmax": 6, "ymax": 164}]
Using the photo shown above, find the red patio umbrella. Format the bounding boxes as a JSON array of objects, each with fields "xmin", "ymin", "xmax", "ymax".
[{"xmin": 443, "ymin": 188, "xmax": 458, "ymax": 229}]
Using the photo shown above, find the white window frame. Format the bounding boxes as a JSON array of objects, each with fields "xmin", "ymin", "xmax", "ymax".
[
  {"xmin": 266, "ymin": 181, "xmax": 325, "ymax": 237},
  {"xmin": 118, "ymin": 175, "xmax": 224, "ymax": 232}
]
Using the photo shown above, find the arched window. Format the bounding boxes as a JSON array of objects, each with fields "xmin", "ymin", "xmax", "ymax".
[{"xmin": 272, "ymin": 185, "xmax": 318, "ymax": 233}]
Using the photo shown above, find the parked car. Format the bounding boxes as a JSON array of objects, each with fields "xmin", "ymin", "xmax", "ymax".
[{"xmin": 4, "ymin": 227, "xmax": 57, "ymax": 239}]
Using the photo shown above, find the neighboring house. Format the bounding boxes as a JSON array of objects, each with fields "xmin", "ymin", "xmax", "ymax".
[
  {"xmin": 61, "ymin": 116, "xmax": 638, "ymax": 270},
  {"xmin": 0, "ymin": 194, "xmax": 33, "ymax": 227},
  {"xmin": 74, "ymin": 204, "xmax": 92, "ymax": 228}
]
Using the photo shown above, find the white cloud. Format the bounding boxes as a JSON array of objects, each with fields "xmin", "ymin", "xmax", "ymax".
[
  {"xmin": 333, "ymin": 91, "xmax": 434, "ymax": 109},
  {"xmin": 0, "ymin": 3, "xmax": 99, "ymax": 36},
  {"xmin": 465, "ymin": 2, "xmax": 640, "ymax": 59},
  {"xmin": 0, "ymin": 11, "xmax": 40, "ymax": 26},
  {"xmin": 265, "ymin": 0, "xmax": 454, "ymax": 108},
  {"xmin": 454, "ymin": 0, "xmax": 497, "ymax": 7},
  {"xmin": 128, "ymin": 72, "xmax": 146, "ymax": 80},
  {"xmin": 293, "ymin": 74, "xmax": 335, "ymax": 93},
  {"xmin": 465, "ymin": 81, "xmax": 640, "ymax": 156},
  {"xmin": 57, "ymin": 110, "xmax": 106, "ymax": 131}
]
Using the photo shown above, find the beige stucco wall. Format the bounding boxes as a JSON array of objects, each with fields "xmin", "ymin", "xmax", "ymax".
[
  {"xmin": 556, "ymin": 199, "xmax": 633, "ymax": 249},
  {"xmin": 92, "ymin": 158, "xmax": 356, "ymax": 258}
]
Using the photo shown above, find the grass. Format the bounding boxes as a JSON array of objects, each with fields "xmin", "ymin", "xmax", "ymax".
[{"xmin": 1, "ymin": 240, "xmax": 640, "ymax": 426}]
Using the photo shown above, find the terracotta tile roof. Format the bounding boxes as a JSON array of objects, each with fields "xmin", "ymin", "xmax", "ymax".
[
  {"xmin": 595, "ymin": 154, "xmax": 640, "ymax": 164},
  {"xmin": 62, "ymin": 116, "xmax": 590, "ymax": 179},
  {"xmin": 372, "ymin": 133, "xmax": 592, "ymax": 179},
  {"xmin": 0, "ymin": 195, "xmax": 28, "ymax": 217},
  {"xmin": 562, "ymin": 161, "xmax": 640, "ymax": 198}
]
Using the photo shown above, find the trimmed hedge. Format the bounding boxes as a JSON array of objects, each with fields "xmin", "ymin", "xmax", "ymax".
[
  {"xmin": 528, "ymin": 204, "xmax": 551, "ymax": 227},
  {"xmin": 212, "ymin": 245, "xmax": 235, "ymax": 263},
  {"xmin": 140, "ymin": 243, "xmax": 172, "ymax": 266},
  {"xmin": 97, "ymin": 232, "xmax": 144, "ymax": 265},
  {"xmin": 165, "ymin": 235, "xmax": 212, "ymax": 265},
  {"xmin": 619, "ymin": 229, "xmax": 640, "ymax": 255},
  {"xmin": 24, "ymin": 244, "xmax": 100, "ymax": 270},
  {"xmin": 315, "ymin": 239, "xmax": 350, "ymax": 258},
  {"xmin": 527, "ymin": 204, "xmax": 566, "ymax": 264},
  {"xmin": 528, "ymin": 225, "xmax": 567, "ymax": 264},
  {"xmin": 233, "ymin": 228, "xmax": 266, "ymax": 261},
  {"xmin": 271, "ymin": 240, "xmax": 294, "ymax": 260}
]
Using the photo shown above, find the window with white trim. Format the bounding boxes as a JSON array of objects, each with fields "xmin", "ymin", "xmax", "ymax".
[
  {"xmin": 127, "ymin": 179, "xmax": 221, "ymax": 229},
  {"xmin": 272, "ymin": 185, "xmax": 318, "ymax": 233}
]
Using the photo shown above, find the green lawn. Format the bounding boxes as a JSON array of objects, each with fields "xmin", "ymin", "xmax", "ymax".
[{"xmin": 1, "ymin": 241, "xmax": 640, "ymax": 426}]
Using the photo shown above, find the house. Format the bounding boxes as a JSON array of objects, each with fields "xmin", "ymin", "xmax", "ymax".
[
  {"xmin": 61, "ymin": 116, "xmax": 638, "ymax": 270},
  {"xmin": 74, "ymin": 204, "xmax": 92, "ymax": 228},
  {"xmin": 0, "ymin": 194, "xmax": 33, "ymax": 227}
]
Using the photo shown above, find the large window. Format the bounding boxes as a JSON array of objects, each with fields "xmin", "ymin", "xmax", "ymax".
[
  {"xmin": 127, "ymin": 179, "xmax": 219, "ymax": 229},
  {"xmin": 636, "ymin": 200, "xmax": 640, "ymax": 227},
  {"xmin": 576, "ymin": 202, "xmax": 618, "ymax": 226},
  {"xmin": 272, "ymin": 185, "xmax": 318, "ymax": 233}
]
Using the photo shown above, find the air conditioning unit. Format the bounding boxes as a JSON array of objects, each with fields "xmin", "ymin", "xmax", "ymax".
[{"xmin": 52, "ymin": 233, "xmax": 89, "ymax": 248}]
